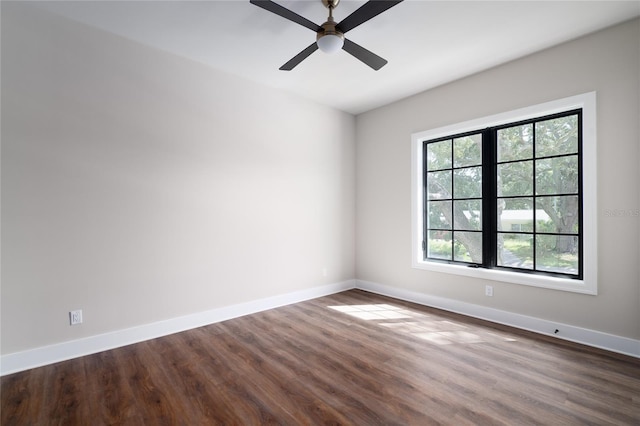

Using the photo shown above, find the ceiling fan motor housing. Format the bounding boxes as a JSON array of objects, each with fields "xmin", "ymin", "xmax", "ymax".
[{"xmin": 317, "ymin": 18, "xmax": 344, "ymax": 43}]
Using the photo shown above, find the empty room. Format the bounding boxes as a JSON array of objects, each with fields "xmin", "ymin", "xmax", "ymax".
[{"xmin": 2, "ymin": 0, "xmax": 639, "ymax": 424}]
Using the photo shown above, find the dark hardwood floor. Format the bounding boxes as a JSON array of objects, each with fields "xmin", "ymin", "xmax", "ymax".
[{"xmin": 2, "ymin": 289, "xmax": 639, "ymax": 425}]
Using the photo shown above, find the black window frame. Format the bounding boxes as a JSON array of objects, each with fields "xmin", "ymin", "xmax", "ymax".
[{"xmin": 422, "ymin": 109, "xmax": 583, "ymax": 280}]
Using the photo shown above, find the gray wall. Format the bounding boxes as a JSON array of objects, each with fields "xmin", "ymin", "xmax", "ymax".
[
  {"xmin": 356, "ymin": 18, "xmax": 640, "ymax": 339},
  {"xmin": 1, "ymin": 4, "xmax": 355, "ymax": 354}
]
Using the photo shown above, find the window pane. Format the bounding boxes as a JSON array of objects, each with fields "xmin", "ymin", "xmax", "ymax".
[
  {"xmin": 536, "ymin": 115, "xmax": 578, "ymax": 158},
  {"xmin": 497, "ymin": 124, "xmax": 533, "ymax": 162},
  {"xmin": 453, "ymin": 166, "xmax": 482, "ymax": 198},
  {"xmin": 426, "ymin": 140, "xmax": 452, "ymax": 171},
  {"xmin": 454, "ymin": 231, "xmax": 482, "ymax": 263},
  {"xmin": 535, "ymin": 235, "xmax": 579, "ymax": 275},
  {"xmin": 454, "ymin": 134, "xmax": 482, "ymax": 168},
  {"xmin": 427, "ymin": 170, "xmax": 451, "ymax": 200},
  {"xmin": 535, "ymin": 155, "xmax": 578, "ymax": 195},
  {"xmin": 536, "ymin": 196, "xmax": 580, "ymax": 234},
  {"xmin": 454, "ymin": 200, "xmax": 482, "ymax": 231},
  {"xmin": 427, "ymin": 201, "xmax": 451, "ymax": 230},
  {"xmin": 497, "ymin": 161, "xmax": 533, "ymax": 197},
  {"xmin": 498, "ymin": 198, "xmax": 533, "ymax": 232},
  {"xmin": 497, "ymin": 233, "xmax": 533, "ymax": 269},
  {"xmin": 428, "ymin": 230, "xmax": 452, "ymax": 260}
]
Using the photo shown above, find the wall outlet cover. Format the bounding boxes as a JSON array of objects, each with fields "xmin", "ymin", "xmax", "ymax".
[{"xmin": 70, "ymin": 310, "xmax": 83, "ymax": 325}]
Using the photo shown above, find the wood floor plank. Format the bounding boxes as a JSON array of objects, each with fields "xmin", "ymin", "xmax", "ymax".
[
  {"xmin": 195, "ymin": 327, "xmax": 305, "ymax": 425},
  {"xmin": 118, "ymin": 343, "xmax": 184, "ymax": 425},
  {"xmin": 141, "ymin": 336, "xmax": 241, "ymax": 424},
  {"xmin": 2, "ymin": 289, "xmax": 639, "ymax": 425},
  {"xmin": 44, "ymin": 358, "xmax": 92, "ymax": 425},
  {"xmin": 226, "ymin": 314, "xmax": 393, "ymax": 425},
  {"xmin": 275, "ymin": 305, "xmax": 466, "ymax": 423},
  {"xmin": 84, "ymin": 349, "xmax": 138, "ymax": 425},
  {"xmin": 0, "ymin": 365, "xmax": 45, "ymax": 426}
]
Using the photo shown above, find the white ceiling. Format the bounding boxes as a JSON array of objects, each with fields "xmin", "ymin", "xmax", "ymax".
[{"xmin": 33, "ymin": 0, "xmax": 640, "ymax": 115}]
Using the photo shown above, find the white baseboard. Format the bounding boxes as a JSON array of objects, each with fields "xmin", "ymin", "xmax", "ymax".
[
  {"xmin": 3, "ymin": 278, "xmax": 637, "ymax": 375},
  {"xmin": 0, "ymin": 280, "xmax": 356, "ymax": 376},
  {"xmin": 355, "ymin": 279, "xmax": 640, "ymax": 358}
]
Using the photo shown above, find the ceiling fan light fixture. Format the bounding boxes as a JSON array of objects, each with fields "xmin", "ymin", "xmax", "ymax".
[{"xmin": 317, "ymin": 33, "xmax": 344, "ymax": 54}]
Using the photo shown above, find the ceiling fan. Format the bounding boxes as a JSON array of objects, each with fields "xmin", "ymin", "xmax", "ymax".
[{"xmin": 250, "ymin": 0, "xmax": 403, "ymax": 71}]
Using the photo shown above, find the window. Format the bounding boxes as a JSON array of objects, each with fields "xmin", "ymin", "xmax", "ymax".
[{"xmin": 412, "ymin": 93, "xmax": 597, "ymax": 294}]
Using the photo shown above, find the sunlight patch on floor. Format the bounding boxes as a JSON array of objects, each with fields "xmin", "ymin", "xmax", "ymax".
[
  {"xmin": 328, "ymin": 304, "xmax": 414, "ymax": 321},
  {"xmin": 328, "ymin": 303, "xmax": 517, "ymax": 345}
]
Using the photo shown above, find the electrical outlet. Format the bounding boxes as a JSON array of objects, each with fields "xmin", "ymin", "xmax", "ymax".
[
  {"xmin": 69, "ymin": 310, "xmax": 83, "ymax": 325},
  {"xmin": 485, "ymin": 285, "xmax": 493, "ymax": 297},
  {"xmin": 322, "ymin": 267, "xmax": 328, "ymax": 277}
]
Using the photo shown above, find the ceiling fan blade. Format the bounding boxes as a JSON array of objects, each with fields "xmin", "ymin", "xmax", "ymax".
[
  {"xmin": 250, "ymin": 0, "xmax": 322, "ymax": 32},
  {"xmin": 336, "ymin": 0, "xmax": 403, "ymax": 34},
  {"xmin": 280, "ymin": 43, "xmax": 319, "ymax": 71},
  {"xmin": 342, "ymin": 38, "xmax": 387, "ymax": 70}
]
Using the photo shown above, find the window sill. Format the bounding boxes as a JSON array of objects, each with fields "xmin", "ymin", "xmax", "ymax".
[{"xmin": 412, "ymin": 259, "xmax": 597, "ymax": 295}]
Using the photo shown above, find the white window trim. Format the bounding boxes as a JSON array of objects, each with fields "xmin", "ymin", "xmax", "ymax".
[{"xmin": 411, "ymin": 92, "xmax": 597, "ymax": 295}]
